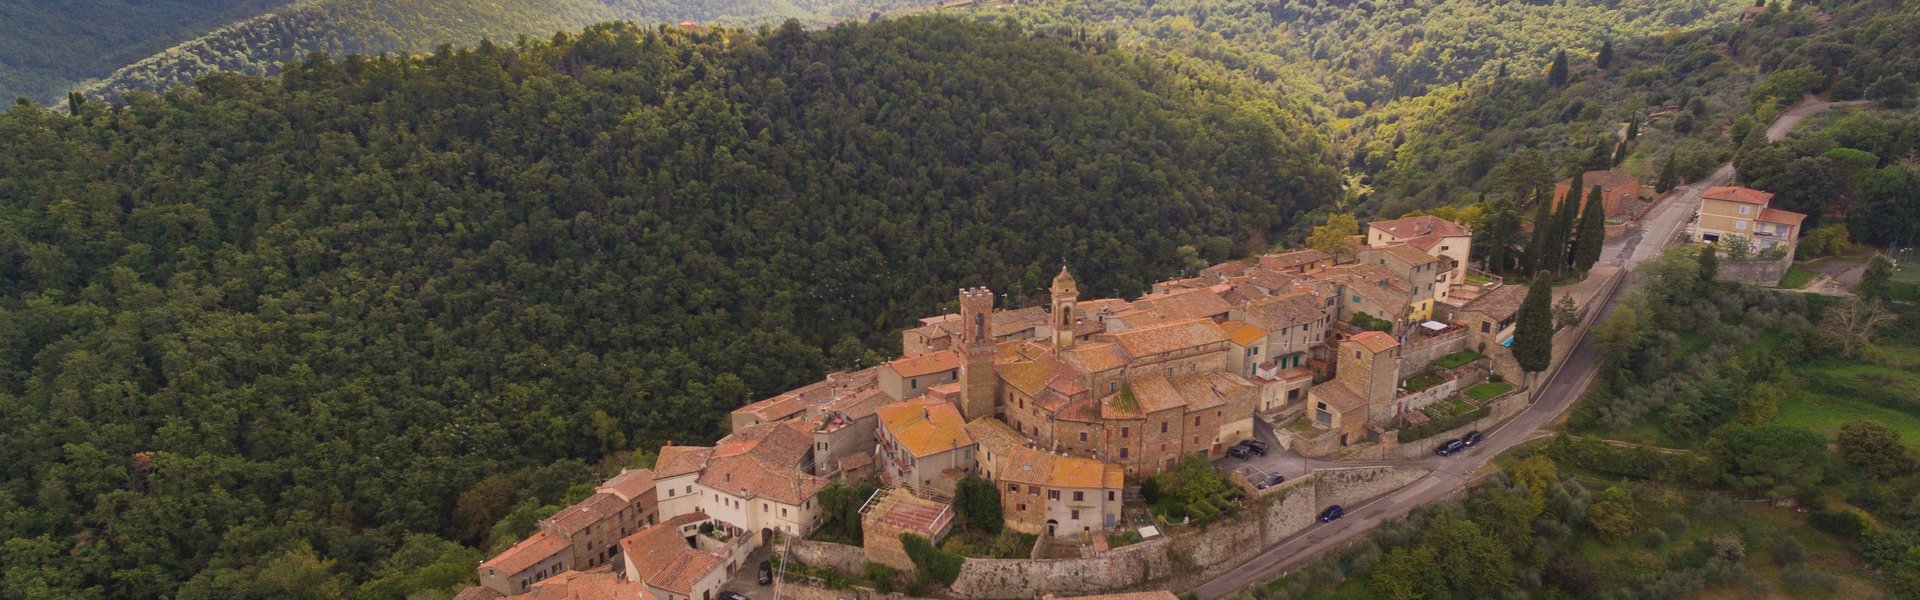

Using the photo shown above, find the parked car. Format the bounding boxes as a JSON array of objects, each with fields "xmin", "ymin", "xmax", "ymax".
[
  {"xmin": 757, "ymin": 560, "xmax": 773, "ymax": 585},
  {"xmin": 1255, "ymin": 473, "xmax": 1286, "ymax": 489},
  {"xmin": 1462, "ymin": 431, "xmax": 1484, "ymax": 447},
  {"xmin": 720, "ymin": 592, "xmax": 749, "ymax": 600},
  {"xmin": 1435, "ymin": 438, "xmax": 1466, "ymax": 456},
  {"xmin": 1238, "ymin": 439, "xmax": 1270, "ymax": 456},
  {"xmin": 1226, "ymin": 445, "xmax": 1253, "ymax": 459},
  {"xmin": 1318, "ymin": 505, "xmax": 1345, "ymax": 522}
]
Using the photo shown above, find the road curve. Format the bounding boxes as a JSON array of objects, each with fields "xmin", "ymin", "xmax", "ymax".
[{"xmin": 1189, "ymin": 97, "xmax": 1858, "ymax": 599}]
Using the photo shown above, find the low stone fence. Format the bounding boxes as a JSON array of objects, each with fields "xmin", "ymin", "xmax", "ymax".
[
  {"xmin": 944, "ymin": 466, "xmax": 1428, "ymax": 598},
  {"xmin": 779, "ymin": 581, "xmax": 916, "ymax": 600}
]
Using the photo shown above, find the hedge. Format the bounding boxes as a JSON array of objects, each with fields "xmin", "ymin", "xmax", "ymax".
[{"xmin": 1535, "ymin": 435, "xmax": 1720, "ymax": 485}]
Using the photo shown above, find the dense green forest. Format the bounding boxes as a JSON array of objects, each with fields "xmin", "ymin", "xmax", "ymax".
[
  {"xmin": 0, "ymin": 0, "xmax": 291, "ymax": 102},
  {"xmin": 0, "ymin": 17, "xmax": 1338, "ymax": 599},
  {"xmin": 79, "ymin": 0, "xmax": 943, "ymax": 103}
]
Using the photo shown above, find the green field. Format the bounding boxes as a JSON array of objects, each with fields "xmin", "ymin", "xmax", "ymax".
[
  {"xmin": 1890, "ymin": 261, "xmax": 1920, "ymax": 301},
  {"xmin": 1778, "ymin": 264, "xmax": 1816, "ymax": 289},
  {"xmin": 1433, "ymin": 349, "xmax": 1486, "ymax": 370},
  {"xmin": 1464, "ymin": 381, "xmax": 1514, "ymax": 402}
]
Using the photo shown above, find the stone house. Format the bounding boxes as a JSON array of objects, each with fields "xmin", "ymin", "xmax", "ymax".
[
  {"xmin": 1456, "ymin": 284, "xmax": 1528, "ymax": 351},
  {"xmin": 879, "ymin": 349, "xmax": 962, "ymax": 400},
  {"xmin": 620, "ymin": 513, "xmax": 751, "ymax": 600},
  {"xmin": 1365, "ymin": 215, "xmax": 1472, "ymax": 305},
  {"xmin": 1359, "ymin": 243, "xmax": 1441, "ymax": 321},
  {"xmin": 875, "ymin": 398, "xmax": 978, "ymax": 493},
  {"xmin": 1306, "ymin": 332, "xmax": 1401, "ymax": 446},
  {"xmin": 475, "ymin": 469, "xmax": 660, "ymax": 596},
  {"xmin": 992, "ymin": 445, "xmax": 1125, "ymax": 537},
  {"xmin": 1692, "ymin": 186, "xmax": 1806, "ymax": 253}
]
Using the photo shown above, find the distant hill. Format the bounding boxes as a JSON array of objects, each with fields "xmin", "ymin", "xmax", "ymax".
[
  {"xmin": 0, "ymin": 0, "xmax": 292, "ymax": 101},
  {"xmin": 80, "ymin": 0, "xmax": 939, "ymax": 102}
]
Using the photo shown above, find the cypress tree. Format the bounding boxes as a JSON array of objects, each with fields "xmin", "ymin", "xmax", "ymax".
[
  {"xmin": 1611, "ymin": 140, "xmax": 1629, "ymax": 166},
  {"xmin": 1548, "ymin": 50, "xmax": 1569, "ymax": 87},
  {"xmin": 1573, "ymin": 185, "xmax": 1608, "ymax": 273},
  {"xmin": 1597, "ymin": 40, "xmax": 1614, "ymax": 70},
  {"xmin": 1625, "ymin": 117, "xmax": 1640, "ymax": 142},
  {"xmin": 1657, "ymin": 153, "xmax": 1679, "ymax": 192},
  {"xmin": 1543, "ymin": 171, "xmax": 1582, "ymax": 275},
  {"xmin": 1514, "ymin": 274, "xmax": 1556, "ymax": 374},
  {"xmin": 1524, "ymin": 191, "xmax": 1554, "ymax": 275}
]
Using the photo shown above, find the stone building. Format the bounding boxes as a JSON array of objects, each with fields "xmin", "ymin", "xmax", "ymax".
[
  {"xmin": 880, "ymin": 350, "xmax": 961, "ymax": 400},
  {"xmin": 476, "ymin": 469, "xmax": 660, "ymax": 596},
  {"xmin": 875, "ymin": 398, "xmax": 978, "ymax": 493},
  {"xmin": 1366, "ymin": 215, "xmax": 1473, "ymax": 305},
  {"xmin": 1306, "ymin": 331, "xmax": 1401, "ymax": 446},
  {"xmin": 991, "ymin": 445, "xmax": 1125, "ymax": 537},
  {"xmin": 620, "ymin": 513, "xmax": 751, "ymax": 600}
]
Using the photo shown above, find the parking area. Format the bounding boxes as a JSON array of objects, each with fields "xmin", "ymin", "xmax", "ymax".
[
  {"xmin": 715, "ymin": 544, "xmax": 775, "ymax": 600},
  {"xmin": 1215, "ymin": 418, "xmax": 1311, "ymax": 483}
]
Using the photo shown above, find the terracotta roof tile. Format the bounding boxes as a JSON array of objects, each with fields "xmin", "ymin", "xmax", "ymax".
[
  {"xmin": 654, "ymin": 446, "xmax": 712, "ymax": 479},
  {"xmin": 1130, "ymin": 289, "xmax": 1234, "ymax": 322},
  {"xmin": 715, "ymin": 421, "xmax": 812, "ymax": 468},
  {"xmin": 519, "ymin": 567, "xmax": 654, "ymax": 600},
  {"xmin": 453, "ymin": 586, "xmax": 504, "ymax": 600},
  {"xmin": 1461, "ymin": 284, "xmax": 1528, "ymax": 322},
  {"xmin": 597, "ymin": 469, "xmax": 656, "ymax": 503},
  {"xmin": 480, "ymin": 530, "xmax": 569, "ymax": 575},
  {"xmin": 876, "ymin": 399, "xmax": 974, "ymax": 458},
  {"xmin": 650, "ymin": 552, "xmax": 724, "ymax": 594},
  {"xmin": 1370, "ymin": 243, "xmax": 1439, "ymax": 266},
  {"xmin": 545, "ymin": 492, "xmax": 628, "ymax": 537},
  {"xmin": 1258, "ymin": 249, "xmax": 1333, "ymax": 271},
  {"xmin": 887, "ymin": 350, "xmax": 962, "ymax": 378},
  {"xmin": 1238, "ymin": 292, "xmax": 1327, "ymax": 331},
  {"xmin": 965, "ymin": 417, "xmax": 1026, "ymax": 456},
  {"xmin": 1367, "ymin": 215, "xmax": 1469, "ymax": 241},
  {"xmin": 996, "ymin": 446, "xmax": 1124, "ymax": 490},
  {"xmin": 1703, "ymin": 186, "xmax": 1774, "ymax": 205},
  {"xmin": 1219, "ymin": 320, "xmax": 1267, "ymax": 346},
  {"xmin": 619, "ymin": 514, "xmax": 710, "ymax": 588},
  {"xmin": 1059, "ymin": 342, "xmax": 1131, "ymax": 373},
  {"xmin": 1311, "ymin": 381, "xmax": 1369, "ymax": 412},
  {"xmin": 1109, "ymin": 318, "xmax": 1226, "ymax": 358},
  {"xmin": 697, "ymin": 453, "xmax": 827, "ymax": 505},
  {"xmin": 1758, "ymin": 207, "xmax": 1806, "ymax": 227},
  {"xmin": 1124, "ymin": 375, "xmax": 1187, "ymax": 414},
  {"xmin": 1349, "ymin": 331, "xmax": 1400, "ymax": 353}
]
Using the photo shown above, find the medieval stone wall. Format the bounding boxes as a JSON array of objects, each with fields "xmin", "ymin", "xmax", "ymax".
[
  {"xmin": 1716, "ymin": 250, "xmax": 1795, "ymax": 287},
  {"xmin": 1395, "ymin": 328, "xmax": 1470, "ymax": 379}
]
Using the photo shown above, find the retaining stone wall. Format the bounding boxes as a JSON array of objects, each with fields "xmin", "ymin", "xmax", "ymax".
[
  {"xmin": 1716, "ymin": 250, "xmax": 1795, "ymax": 286},
  {"xmin": 791, "ymin": 539, "xmax": 872, "ymax": 576},
  {"xmin": 1396, "ymin": 329, "xmax": 1470, "ymax": 379}
]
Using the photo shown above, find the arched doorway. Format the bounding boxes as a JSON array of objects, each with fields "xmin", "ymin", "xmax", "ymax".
[
  {"xmin": 761, "ymin": 528, "xmax": 773, "ymax": 547},
  {"xmin": 1045, "ymin": 519, "xmax": 1058, "ymax": 537}
]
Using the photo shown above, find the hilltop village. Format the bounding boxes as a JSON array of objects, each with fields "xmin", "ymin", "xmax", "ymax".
[
  {"xmin": 450, "ymin": 176, "xmax": 1814, "ymax": 600},
  {"xmin": 452, "ymin": 206, "xmax": 1603, "ymax": 600}
]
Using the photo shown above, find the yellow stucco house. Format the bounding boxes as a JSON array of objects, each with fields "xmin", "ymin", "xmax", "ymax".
[{"xmin": 1692, "ymin": 186, "xmax": 1807, "ymax": 253}]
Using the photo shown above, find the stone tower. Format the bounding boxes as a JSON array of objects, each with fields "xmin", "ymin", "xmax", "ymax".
[
  {"xmin": 1050, "ymin": 266, "xmax": 1079, "ymax": 351},
  {"xmin": 958, "ymin": 287, "xmax": 998, "ymax": 420},
  {"xmin": 1337, "ymin": 331, "xmax": 1402, "ymax": 426}
]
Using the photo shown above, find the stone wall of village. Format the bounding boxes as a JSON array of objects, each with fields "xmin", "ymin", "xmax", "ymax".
[
  {"xmin": 792, "ymin": 539, "xmax": 873, "ymax": 576},
  {"xmin": 1394, "ymin": 329, "xmax": 1470, "ymax": 378},
  {"xmin": 940, "ymin": 466, "xmax": 1428, "ymax": 598}
]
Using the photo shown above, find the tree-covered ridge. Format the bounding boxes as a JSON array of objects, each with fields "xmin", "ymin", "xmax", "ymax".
[
  {"xmin": 74, "ymin": 0, "xmax": 940, "ymax": 103},
  {"xmin": 0, "ymin": 17, "xmax": 1338, "ymax": 599},
  {"xmin": 0, "ymin": 0, "xmax": 292, "ymax": 101}
]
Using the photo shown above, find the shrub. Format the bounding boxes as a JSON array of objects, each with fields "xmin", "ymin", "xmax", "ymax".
[
  {"xmin": 1772, "ymin": 536, "xmax": 1806, "ymax": 566},
  {"xmin": 900, "ymin": 533, "xmax": 963, "ymax": 586},
  {"xmin": 1662, "ymin": 513, "xmax": 1690, "ymax": 537},
  {"xmin": 864, "ymin": 562, "xmax": 899, "ymax": 593},
  {"xmin": 1642, "ymin": 528, "xmax": 1671, "ymax": 549},
  {"xmin": 1807, "ymin": 508, "xmax": 1875, "ymax": 539},
  {"xmin": 1780, "ymin": 565, "xmax": 1840, "ymax": 598}
]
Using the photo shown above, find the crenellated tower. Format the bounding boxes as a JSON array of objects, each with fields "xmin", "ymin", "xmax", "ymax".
[{"xmin": 958, "ymin": 287, "xmax": 998, "ymax": 420}]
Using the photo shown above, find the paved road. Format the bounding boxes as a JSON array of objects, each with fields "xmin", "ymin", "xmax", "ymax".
[{"xmin": 1190, "ymin": 97, "xmax": 1859, "ymax": 599}]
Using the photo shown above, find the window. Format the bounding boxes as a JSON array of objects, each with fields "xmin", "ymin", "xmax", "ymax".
[
  {"xmin": 1017, "ymin": 503, "xmax": 1027, "ymax": 512},
  {"xmin": 1119, "ymin": 447, "xmax": 1130, "ymax": 458},
  {"xmin": 1735, "ymin": 221, "xmax": 1747, "ymax": 230},
  {"xmin": 781, "ymin": 508, "xmax": 788, "ymax": 517},
  {"xmin": 668, "ymin": 488, "xmax": 676, "ymax": 497},
  {"xmin": 1108, "ymin": 491, "xmax": 1116, "ymax": 501},
  {"xmin": 1739, "ymin": 205, "xmax": 1751, "ymax": 215},
  {"xmin": 1079, "ymin": 432, "xmax": 1088, "ymax": 442},
  {"xmin": 1121, "ymin": 427, "xmax": 1130, "ymax": 438},
  {"xmin": 1029, "ymin": 486, "xmax": 1038, "ymax": 496},
  {"xmin": 1019, "ymin": 397, "xmax": 1025, "ymax": 409},
  {"xmin": 1193, "ymin": 435, "xmax": 1200, "ymax": 444},
  {"xmin": 1108, "ymin": 382, "xmax": 1118, "ymax": 393},
  {"xmin": 911, "ymin": 380, "xmax": 917, "ymax": 389},
  {"xmin": 1048, "ymin": 490, "xmax": 1060, "ymax": 500},
  {"xmin": 1009, "ymin": 483, "xmax": 1019, "ymax": 492},
  {"xmin": 1480, "ymin": 322, "xmax": 1490, "ymax": 333},
  {"xmin": 1160, "ymin": 422, "xmax": 1167, "ymax": 433},
  {"xmin": 1071, "ymin": 509, "xmax": 1081, "ymax": 519},
  {"xmin": 1073, "ymin": 491, "xmax": 1084, "ymax": 502},
  {"xmin": 1193, "ymin": 415, "xmax": 1201, "ymax": 426}
]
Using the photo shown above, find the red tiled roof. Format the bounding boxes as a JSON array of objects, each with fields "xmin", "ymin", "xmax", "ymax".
[
  {"xmin": 1109, "ymin": 318, "xmax": 1227, "ymax": 358},
  {"xmin": 597, "ymin": 469, "xmax": 656, "ymax": 503},
  {"xmin": 876, "ymin": 399, "xmax": 974, "ymax": 458},
  {"xmin": 480, "ymin": 530, "xmax": 569, "ymax": 576},
  {"xmin": 650, "ymin": 552, "xmax": 724, "ymax": 595},
  {"xmin": 1370, "ymin": 243, "xmax": 1439, "ymax": 266},
  {"xmin": 1758, "ymin": 207, "xmax": 1806, "ymax": 227},
  {"xmin": 1218, "ymin": 320, "xmax": 1267, "ymax": 346},
  {"xmin": 619, "ymin": 513, "xmax": 710, "ymax": 587},
  {"xmin": 1703, "ymin": 186, "xmax": 1774, "ymax": 205},
  {"xmin": 887, "ymin": 350, "xmax": 962, "ymax": 378},
  {"xmin": 1461, "ymin": 284, "xmax": 1528, "ymax": 322},
  {"xmin": 517, "ymin": 566, "xmax": 654, "ymax": 600},
  {"xmin": 654, "ymin": 446, "xmax": 712, "ymax": 479},
  {"xmin": 545, "ymin": 492, "xmax": 628, "ymax": 538},
  {"xmin": 1258, "ymin": 249, "xmax": 1334, "ymax": 270},
  {"xmin": 1130, "ymin": 289, "xmax": 1234, "ymax": 322},
  {"xmin": 1310, "ymin": 381, "xmax": 1369, "ymax": 412},
  {"xmin": 1367, "ymin": 215, "xmax": 1469, "ymax": 241},
  {"xmin": 1350, "ymin": 331, "xmax": 1400, "ymax": 353}
]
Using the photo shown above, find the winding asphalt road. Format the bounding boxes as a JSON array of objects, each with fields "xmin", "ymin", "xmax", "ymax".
[{"xmin": 1190, "ymin": 97, "xmax": 1860, "ymax": 599}]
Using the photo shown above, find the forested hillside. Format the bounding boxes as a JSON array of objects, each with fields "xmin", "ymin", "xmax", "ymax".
[
  {"xmin": 961, "ymin": 0, "xmax": 1920, "ymax": 220},
  {"xmin": 0, "ymin": 0, "xmax": 291, "ymax": 101},
  {"xmin": 0, "ymin": 17, "xmax": 1338, "ymax": 599},
  {"xmin": 82, "ymin": 0, "xmax": 935, "ymax": 102}
]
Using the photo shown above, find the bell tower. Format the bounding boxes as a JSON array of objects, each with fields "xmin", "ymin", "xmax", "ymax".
[
  {"xmin": 1050, "ymin": 266, "xmax": 1079, "ymax": 351},
  {"xmin": 958, "ymin": 287, "xmax": 998, "ymax": 420}
]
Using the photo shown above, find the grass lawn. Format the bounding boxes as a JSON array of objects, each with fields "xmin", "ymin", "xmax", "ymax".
[
  {"xmin": 1463, "ymin": 381, "xmax": 1513, "ymax": 402},
  {"xmin": 1889, "ymin": 262, "xmax": 1920, "ymax": 301},
  {"xmin": 1433, "ymin": 349, "xmax": 1486, "ymax": 370},
  {"xmin": 939, "ymin": 529, "xmax": 1036, "ymax": 558},
  {"xmin": 1465, "ymin": 272, "xmax": 1495, "ymax": 286},
  {"xmin": 1421, "ymin": 395, "xmax": 1476, "ymax": 420},
  {"xmin": 1401, "ymin": 369, "xmax": 1449, "ymax": 393},
  {"xmin": 1778, "ymin": 263, "xmax": 1816, "ymax": 288},
  {"xmin": 1777, "ymin": 389, "xmax": 1920, "ymax": 449}
]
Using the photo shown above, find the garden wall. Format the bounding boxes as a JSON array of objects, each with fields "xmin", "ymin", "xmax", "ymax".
[
  {"xmin": 1396, "ymin": 328, "xmax": 1470, "ymax": 379},
  {"xmin": 944, "ymin": 466, "xmax": 1428, "ymax": 599},
  {"xmin": 1338, "ymin": 389, "xmax": 1528, "ymax": 461},
  {"xmin": 791, "ymin": 539, "xmax": 873, "ymax": 576},
  {"xmin": 1716, "ymin": 250, "xmax": 1796, "ymax": 287}
]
